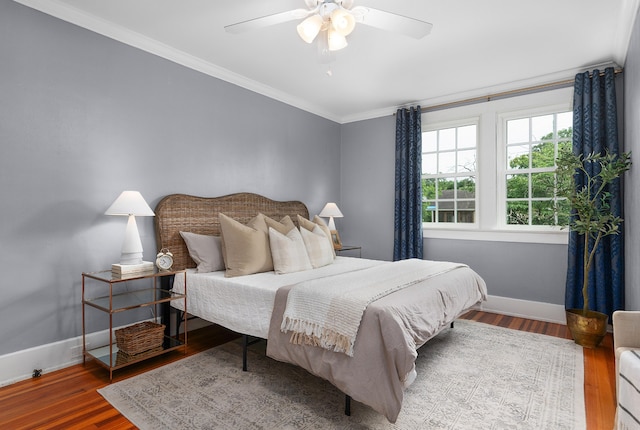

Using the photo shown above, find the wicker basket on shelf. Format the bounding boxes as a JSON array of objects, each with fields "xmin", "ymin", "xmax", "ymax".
[{"xmin": 115, "ymin": 321, "xmax": 165, "ymax": 356}]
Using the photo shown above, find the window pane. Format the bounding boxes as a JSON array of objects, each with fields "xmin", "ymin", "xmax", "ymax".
[
  {"xmin": 457, "ymin": 204, "xmax": 475, "ymax": 223},
  {"xmin": 531, "ymin": 200, "xmax": 555, "ymax": 225},
  {"xmin": 422, "ymin": 178, "xmax": 436, "ymax": 199},
  {"xmin": 507, "ymin": 118, "xmax": 529, "ymax": 144},
  {"xmin": 507, "ymin": 145, "xmax": 530, "ymax": 169},
  {"xmin": 457, "ymin": 149, "xmax": 476, "ymax": 173},
  {"xmin": 531, "ymin": 142, "xmax": 556, "ymax": 168},
  {"xmin": 457, "ymin": 125, "xmax": 476, "ymax": 149},
  {"xmin": 558, "ymin": 140, "xmax": 572, "ymax": 158},
  {"xmin": 556, "ymin": 199, "xmax": 571, "ymax": 226},
  {"xmin": 532, "ymin": 172, "xmax": 554, "ymax": 197},
  {"xmin": 422, "ymin": 153, "xmax": 437, "ymax": 175},
  {"xmin": 457, "ymin": 176, "xmax": 476, "ymax": 197},
  {"xmin": 557, "ymin": 112, "xmax": 572, "ymax": 133},
  {"xmin": 507, "ymin": 174, "xmax": 528, "ymax": 198},
  {"xmin": 438, "ymin": 177, "xmax": 455, "ymax": 199},
  {"xmin": 423, "ymin": 131, "xmax": 437, "ymax": 152},
  {"xmin": 438, "ymin": 152, "xmax": 456, "ymax": 174},
  {"xmin": 531, "ymin": 114, "xmax": 554, "ymax": 141},
  {"xmin": 422, "ymin": 201, "xmax": 435, "ymax": 222},
  {"xmin": 439, "ymin": 128, "xmax": 456, "ymax": 150},
  {"xmin": 507, "ymin": 201, "xmax": 529, "ymax": 225}
]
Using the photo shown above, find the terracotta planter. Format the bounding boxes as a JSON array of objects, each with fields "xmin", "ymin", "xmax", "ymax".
[{"xmin": 565, "ymin": 309, "xmax": 608, "ymax": 348}]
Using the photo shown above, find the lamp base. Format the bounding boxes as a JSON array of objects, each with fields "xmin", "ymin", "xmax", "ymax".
[{"xmin": 119, "ymin": 251, "xmax": 144, "ymax": 265}]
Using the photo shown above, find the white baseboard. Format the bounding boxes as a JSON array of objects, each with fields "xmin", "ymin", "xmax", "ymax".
[
  {"xmin": 478, "ymin": 294, "xmax": 567, "ymax": 324},
  {"xmin": 0, "ymin": 297, "xmax": 561, "ymax": 387},
  {"xmin": 0, "ymin": 326, "xmax": 113, "ymax": 388}
]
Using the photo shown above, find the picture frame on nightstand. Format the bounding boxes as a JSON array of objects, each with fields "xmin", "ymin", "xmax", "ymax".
[{"xmin": 331, "ymin": 230, "xmax": 342, "ymax": 250}]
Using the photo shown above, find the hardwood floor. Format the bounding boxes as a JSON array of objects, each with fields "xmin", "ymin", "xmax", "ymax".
[{"xmin": 0, "ymin": 311, "xmax": 616, "ymax": 429}]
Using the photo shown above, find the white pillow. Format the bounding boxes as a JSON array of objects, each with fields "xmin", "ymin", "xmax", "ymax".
[
  {"xmin": 268, "ymin": 227, "xmax": 312, "ymax": 274},
  {"xmin": 300, "ymin": 225, "xmax": 334, "ymax": 268},
  {"xmin": 179, "ymin": 231, "xmax": 225, "ymax": 273},
  {"xmin": 297, "ymin": 214, "xmax": 336, "ymax": 259}
]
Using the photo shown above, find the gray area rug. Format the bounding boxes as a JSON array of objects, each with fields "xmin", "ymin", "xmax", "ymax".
[{"xmin": 98, "ymin": 320, "xmax": 585, "ymax": 429}]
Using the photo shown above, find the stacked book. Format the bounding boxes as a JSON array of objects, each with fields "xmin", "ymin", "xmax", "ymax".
[{"xmin": 112, "ymin": 261, "xmax": 155, "ymax": 278}]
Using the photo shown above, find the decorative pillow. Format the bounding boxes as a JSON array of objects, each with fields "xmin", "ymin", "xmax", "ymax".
[
  {"xmin": 268, "ymin": 227, "xmax": 312, "ymax": 274},
  {"xmin": 179, "ymin": 231, "xmax": 225, "ymax": 273},
  {"xmin": 297, "ymin": 214, "xmax": 336, "ymax": 258},
  {"xmin": 264, "ymin": 214, "xmax": 296, "ymax": 235},
  {"xmin": 300, "ymin": 225, "xmax": 334, "ymax": 268},
  {"xmin": 219, "ymin": 213, "xmax": 273, "ymax": 277}
]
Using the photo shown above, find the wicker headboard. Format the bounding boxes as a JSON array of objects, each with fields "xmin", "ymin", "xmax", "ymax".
[{"xmin": 154, "ymin": 192, "xmax": 309, "ymax": 270}]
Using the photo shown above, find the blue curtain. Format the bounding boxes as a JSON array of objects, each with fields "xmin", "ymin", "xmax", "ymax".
[
  {"xmin": 394, "ymin": 106, "xmax": 423, "ymax": 261},
  {"xmin": 565, "ymin": 67, "xmax": 624, "ymax": 318}
]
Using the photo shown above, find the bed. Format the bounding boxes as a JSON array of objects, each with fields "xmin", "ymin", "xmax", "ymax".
[{"xmin": 154, "ymin": 192, "xmax": 487, "ymax": 423}]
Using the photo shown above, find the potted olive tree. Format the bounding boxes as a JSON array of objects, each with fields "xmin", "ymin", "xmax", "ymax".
[{"xmin": 555, "ymin": 150, "xmax": 631, "ymax": 348}]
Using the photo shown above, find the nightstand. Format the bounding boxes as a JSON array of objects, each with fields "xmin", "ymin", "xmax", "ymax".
[
  {"xmin": 336, "ymin": 245, "xmax": 362, "ymax": 258},
  {"xmin": 81, "ymin": 268, "xmax": 187, "ymax": 380}
]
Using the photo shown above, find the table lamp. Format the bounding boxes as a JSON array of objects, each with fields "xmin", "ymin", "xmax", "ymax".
[
  {"xmin": 319, "ymin": 202, "xmax": 343, "ymax": 231},
  {"xmin": 105, "ymin": 191, "xmax": 155, "ymax": 265}
]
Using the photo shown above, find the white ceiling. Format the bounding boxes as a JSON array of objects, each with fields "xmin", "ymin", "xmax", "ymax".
[{"xmin": 14, "ymin": 0, "xmax": 640, "ymax": 123}]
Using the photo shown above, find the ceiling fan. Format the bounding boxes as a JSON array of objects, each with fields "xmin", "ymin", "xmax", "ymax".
[{"xmin": 224, "ymin": 0, "xmax": 433, "ymax": 53}]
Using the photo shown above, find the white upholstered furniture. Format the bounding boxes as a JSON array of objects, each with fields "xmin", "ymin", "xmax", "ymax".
[{"xmin": 613, "ymin": 310, "xmax": 640, "ymax": 429}]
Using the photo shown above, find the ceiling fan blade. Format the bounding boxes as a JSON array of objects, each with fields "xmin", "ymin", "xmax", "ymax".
[
  {"xmin": 354, "ymin": 7, "xmax": 433, "ymax": 39},
  {"xmin": 225, "ymin": 9, "xmax": 312, "ymax": 34}
]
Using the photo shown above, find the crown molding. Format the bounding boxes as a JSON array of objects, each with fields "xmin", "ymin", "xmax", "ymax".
[{"xmin": 614, "ymin": 0, "xmax": 640, "ymax": 66}]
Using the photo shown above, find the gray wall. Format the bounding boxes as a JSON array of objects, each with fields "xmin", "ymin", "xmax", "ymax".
[
  {"xmin": 339, "ymin": 116, "xmax": 397, "ymax": 261},
  {"xmin": 624, "ymin": 6, "xmax": 640, "ymax": 311},
  {"xmin": 0, "ymin": 2, "xmax": 341, "ymax": 356}
]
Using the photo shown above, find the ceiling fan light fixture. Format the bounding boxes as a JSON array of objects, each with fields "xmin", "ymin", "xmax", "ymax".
[
  {"xmin": 327, "ymin": 27, "xmax": 348, "ymax": 51},
  {"xmin": 330, "ymin": 8, "xmax": 355, "ymax": 36},
  {"xmin": 297, "ymin": 14, "xmax": 324, "ymax": 43}
]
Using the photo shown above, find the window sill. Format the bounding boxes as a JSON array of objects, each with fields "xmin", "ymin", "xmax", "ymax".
[{"xmin": 422, "ymin": 227, "xmax": 568, "ymax": 245}]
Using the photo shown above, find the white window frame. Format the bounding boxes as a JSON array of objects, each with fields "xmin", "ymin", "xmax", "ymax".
[
  {"xmin": 421, "ymin": 87, "xmax": 573, "ymax": 244},
  {"xmin": 422, "ymin": 117, "xmax": 479, "ymax": 228},
  {"xmin": 497, "ymin": 104, "xmax": 572, "ymax": 230}
]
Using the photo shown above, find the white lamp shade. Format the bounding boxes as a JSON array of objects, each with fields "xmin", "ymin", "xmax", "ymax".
[
  {"xmin": 319, "ymin": 202, "xmax": 343, "ymax": 231},
  {"xmin": 327, "ymin": 27, "xmax": 348, "ymax": 51},
  {"xmin": 105, "ymin": 191, "xmax": 155, "ymax": 216},
  {"xmin": 331, "ymin": 9, "xmax": 356, "ymax": 36},
  {"xmin": 105, "ymin": 191, "xmax": 154, "ymax": 265},
  {"xmin": 319, "ymin": 202, "xmax": 344, "ymax": 218},
  {"xmin": 297, "ymin": 14, "xmax": 324, "ymax": 43}
]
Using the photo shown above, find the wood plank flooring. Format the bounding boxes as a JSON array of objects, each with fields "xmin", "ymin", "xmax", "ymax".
[{"xmin": 0, "ymin": 311, "xmax": 615, "ymax": 429}]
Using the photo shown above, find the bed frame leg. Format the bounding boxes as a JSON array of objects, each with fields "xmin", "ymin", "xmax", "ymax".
[
  {"xmin": 242, "ymin": 335, "xmax": 249, "ymax": 372},
  {"xmin": 451, "ymin": 321, "xmax": 454, "ymax": 328},
  {"xmin": 345, "ymin": 395, "xmax": 351, "ymax": 416}
]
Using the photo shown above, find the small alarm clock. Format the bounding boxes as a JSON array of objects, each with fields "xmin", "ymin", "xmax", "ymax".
[{"xmin": 155, "ymin": 248, "xmax": 174, "ymax": 271}]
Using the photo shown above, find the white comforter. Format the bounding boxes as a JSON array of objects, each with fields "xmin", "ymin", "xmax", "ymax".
[{"xmin": 171, "ymin": 256, "xmax": 386, "ymax": 338}]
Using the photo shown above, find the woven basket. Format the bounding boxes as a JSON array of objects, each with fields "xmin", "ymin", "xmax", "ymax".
[
  {"xmin": 116, "ymin": 346, "xmax": 163, "ymax": 366},
  {"xmin": 115, "ymin": 321, "xmax": 165, "ymax": 355}
]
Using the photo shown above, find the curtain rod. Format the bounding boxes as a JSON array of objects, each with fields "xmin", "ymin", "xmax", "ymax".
[{"xmin": 395, "ymin": 68, "xmax": 623, "ymax": 115}]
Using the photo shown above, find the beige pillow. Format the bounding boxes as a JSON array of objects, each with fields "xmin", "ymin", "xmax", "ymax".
[
  {"xmin": 297, "ymin": 214, "xmax": 336, "ymax": 258},
  {"xmin": 300, "ymin": 225, "xmax": 334, "ymax": 268},
  {"xmin": 219, "ymin": 213, "xmax": 273, "ymax": 277},
  {"xmin": 268, "ymin": 227, "xmax": 312, "ymax": 274},
  {"xmin": 264, "ymin": 214, "xmax": 296, "ymax": 235},
  {"xmin": 179, "ymin": 231, "xmax": 225, "ymax": 273}
]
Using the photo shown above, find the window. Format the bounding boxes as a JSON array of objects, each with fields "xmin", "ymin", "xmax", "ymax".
[
  {"xmin": 422, "ymin": 122, "xmax": 477, "ymax": 225},
  {"xmin": 502, "ymin": 111, "xmax": 572, "ymax": 227},
  {"xmin": 421, "ymin": 87, "xmax": 573, "ymax": 244}
]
